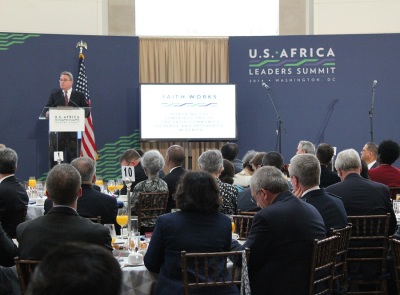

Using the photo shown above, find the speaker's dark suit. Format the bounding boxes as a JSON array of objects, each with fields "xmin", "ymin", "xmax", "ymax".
[
  {"xmin": 242, "ymin": 191, "xmax": 326, "ymax": 295},
  {"xmin": 45, "ymin": 89, "xmax": 89, "ymax": 167},
  {"xmin": 16, "ymin": 206, "xmax": 112, "ymax": 259},
  {"xmin": 319, "ymin": 165, "xmax": 341, "ymax": 188},
  {"xmin": 301, "ymin": 188, "xmax": 348, "ymax": 233},
  {"xmin": 162, "ymin": 166, "xmax": 186, "ymax": 212},
  {"xmin": 0, "ymin": 175, "xmax": 29, "ymax": 238}
]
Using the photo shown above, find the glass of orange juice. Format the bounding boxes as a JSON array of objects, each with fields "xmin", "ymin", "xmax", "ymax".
[
  {"xmin": 116, "ymin": 208, "xmax": 128, "ymax": 239},
  {"xmin": 95, "ymin": 176, "xmax": 104, "ymax": 192},
  {"xmin": 116, "ymin": 178, "xmax": 124, "ymax": 196},
  {"xmin": 108, "ymin": 180, "xmax": 116, "ymax": 195},
  {"xmin": 28, "ymin": 176, "xmax": 36, "ymax": 198},
  {"xmin": 104, "ymin": 224, "xmax": 117, "ymax": 244},
  {"xmin": 230, "ymin": 216, "xmax": 236, "ymax": 233}
]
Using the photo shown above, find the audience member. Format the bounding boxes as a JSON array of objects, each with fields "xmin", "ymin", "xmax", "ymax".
[
  {"xmin": 360, "ymin": 142, "xmax": 378, "ymax": 169},
  {"xmin": 131, "ymin": 150, "xmax": 168, "ymax": 231},
  {"xmin": 296, "ymin": 140, "xmax": 315, "ymax": 154},
  {"xmin": 289, "ymin": 154, "xmax": 347, "ymax": 233},
  {"xmin": 237, "ymin": 166, "xmax": 326, "ymax": 294},
  {"xmin": 119, "ymin": 149, "xmax": 147, "ymax": 194},
  {"xmin": 221, "ymin": 142, "xmax": 243, "ymax": 173},
  {"xmin": 0, "ymin": 224, "xmax": 17, "ymax": 267},
  {"xmin": 369, "ymin": 139, "xmax": 400, "ymax": 187},
  {"xmin": 262, "ymin": 151, "xmax": 293, "ymax": 190},
  {"xmin": 17, "ymin": 164, "xmax": 112, "ymax": 259},
  {"xmin": 249, "ymin": 152, "xmax": 267, "ymax": 171},
  {"xmin": 233, "ymin": 150, "xmax": 256, "ymax": 188},
  {"xmin": 326, "ymin": 148, "xmax": 396, "ymax": 231},
  {"xmin": 219, "ymin": 159, "xmax": 235, "ymax": 185},
  {"xmin": 26, "ymin": 242, "xmax": 122, "ymax": 295},
  {"xmin": 199, "ymin": 150, "xmax": 238, "ymax": 215},
  {"xmin": 145, "ymin": 171, "xmax": 237, "ymax": 294},
  {"xmin": 0, "ymin": 224, "xmax": 19, "ymax": 295},
  {"xmin": 162, "ymin": 145, "xmax": 186, "ymax": 212},
  {"xmin": 316, "ymin": 143, "xmax": 341, "ymax": 188},
  {"xmin": 0, "ymin": 144, "xmax": 5, "ymax": 149},
  {"xmin": 0, "ymin": 147, "xmax": 29, "ymax": 238}
]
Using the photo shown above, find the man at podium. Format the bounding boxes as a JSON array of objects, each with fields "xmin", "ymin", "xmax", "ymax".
[{"xmin": 45, "ymin": 71, "xmax": 89, "ymax": 168}]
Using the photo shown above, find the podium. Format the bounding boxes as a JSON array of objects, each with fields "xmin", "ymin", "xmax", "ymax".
[{"xmin": 39, "ymin": 107, "xmax": 90, "ymax": 168}]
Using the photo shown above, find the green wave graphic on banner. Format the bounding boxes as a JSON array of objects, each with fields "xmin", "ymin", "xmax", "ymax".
[
  {"xmin": 0, "ymin": 33, "xmax": 40, "ymax": 51},
  {"xmin": 38, "ymin": 130, "xmax": 141, "ymax": 181}
]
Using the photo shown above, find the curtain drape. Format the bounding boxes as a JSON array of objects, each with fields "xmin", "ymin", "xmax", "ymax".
[{"xmin": 139, "ymin": 37, "xmax": 230, "ymax": 171}]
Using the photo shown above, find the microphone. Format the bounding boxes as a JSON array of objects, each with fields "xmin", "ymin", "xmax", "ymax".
[
  {"xmin": 372, "ymin": 80, "xmax": 377, "ymax": 88},
  {"xmin": 261, "ymin": 83, "xmax": 271, "ymax": 90}
]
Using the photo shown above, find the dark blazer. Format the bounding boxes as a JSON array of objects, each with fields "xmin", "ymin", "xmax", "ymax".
[
  {"xmin": 0, "ymin": 175, "xmax": 29, "ymax": 238},
  {"xmin": 0, "ymin": 225, "xmax": 17, "ymax": 267},
  {"xmin": 301, "ymin": 188, "xmax": 348, "ymax": 233},
  {"xmin": 46, "ymin": 89, "xmax": 88, "ymax": 108},
  {"xmin": 237, "ymin": 187, "xmax": 260, "ymax": 213},
  {"xmin": 326, "ymin": 173, "xmax": 397, "ymax": 234},
  {"xmin": 16, "ymin": 206, "xmax": 112, "ymax": 259},
  {"xmin": 242, "ymin": 191, "xmax": 326, "ymax": 295},
  {"xmin": 319, "ymin": 165, "xmax": 341, "ymax": 188},
  {"xmin": 162, "ymin": 166, "xmax": 186, "ymax": 212},
  {"xmin": 144, "ymin": 211, "xmax": 237, "ymax": 295}
]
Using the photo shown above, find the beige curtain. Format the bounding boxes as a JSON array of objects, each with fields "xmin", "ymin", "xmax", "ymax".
[{"xmin": 139, "ymin": 37, "xmax": 229, "ymax": 172}]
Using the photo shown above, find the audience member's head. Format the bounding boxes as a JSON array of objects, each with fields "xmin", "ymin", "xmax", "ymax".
[
  {"xmin": 26, "ymin": 242, "xmax": 122, "ymax": 295},
  {"xmin": 221, "ymin": 143, "xmax": 239, "ymax": 161},
  {"xmin": 360, "ymin": 160, "xmax": 369, "ymax": 179},
  {"xmin": 296, "ymin": 140, "xmax": 315, "ymax": 155},
  {"xmin": 165, "ymin": 145, "xmax": 185, "ymax": 168},
  {"xmin": 46, "ymin": 164, "xmax": 81, "ymax": 207},
  {"xmin": 176, "ymin": 171, "xmax": 221, "ymax": 214},
  {"xmin": 250, "ymin": 166, "xmax": 289, "ymax": 208},
  {"xmin": 119, "ymin": 149, "xmax": 141, "ymax": 166},
  {"xmin": 141, "ymin": 150, "xmax": 165, "ymax": 177},
  {"xmin": 289, "ymin": 154, "xmax": 321, "ymax": 188},
  {"xmin": 377, "ymin": 139, "xmax": 400, "ymax": 165},
  {"xmin": 0, "ymin": 147, "xmax": 18, "ymax": 174},
  {"xmin": 249, "ymin": 152, "xmax": 267, "ymax": 171},
  {"xmin": 198, "ymin": 150, "xmax": 223, "ymax": 175},
  {"xmin": 335, "ymin": 149, "xmax": 361, "ymax": 177},
  {"xmin": 316, "ymin": 143, "xmax": 335, "ymax": 166},
  {"xmin": 241, "ymin": 150, "xmax": 257, "ymax": 172},
  {"xmin": 71, "ymin": 156, "xmax": 96, "ymax": 183},
  {"xmin": 219, "ymin": 159, "xmax": 235, "ymax": 184},
  {"xmin": 0, "ymin": 143, "xmax": 6, "ymax": 149},
  {"xmin": 262, "ymin": 151, "xmax": 284, "ymax": 171},
  {"xmin": 360, "ymin": 142, "xmax": 378, "ymax": 164}
]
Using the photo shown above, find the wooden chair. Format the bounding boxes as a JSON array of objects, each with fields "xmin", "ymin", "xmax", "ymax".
[
  {"xmin": 231, "ymin": 215, "xmax": 254, "ymax": 239},
  {"xmin": 14, "ymin": 257, "xmax": 41, "ymax": 295},
  {"xmin": 308, "ymin": 235, "xmax": 339, "ymax": 295},
  {"xmin": 391, "ymin": 238, "xmax": 400, "ymax": 294},
  {"xmin": 181, "ymin": 248, "xmax": 250, "ymax": 295},
  {"xmin": 237, "ymin": 211, "xmax": 257, "ymax": 216},
  {"xmin": 86, "ymin": 215, "xmax": 102, "ymax": 223},
  {"xmin": 389, "ymin": 187, "xmax": 400, "ymax": 201},
  {"xmin": 346, "ymin": 214, "xmax": 391, "ymax": 294},
  {"xmin": 329, "ymin": 224, "xmax": 353, "ymax": 294},
  {"xmin": 137, "ymin": 191, "xmax": 168, "ymax": 234}
]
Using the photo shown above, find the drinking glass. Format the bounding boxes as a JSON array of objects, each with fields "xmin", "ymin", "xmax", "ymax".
[
  {"xmin": 131, "ymin": 216, "xmax": 139, "ymax": 235},
  {"xmin": 108, "ymin": 180, "xmax": 116, "ymax": 195},
  {"xmin": 230, "ymin": 216, "xmax": 236, "ymax": 234},
  {"xmin": 104, "ymin": 224, "xmax": 117, "ymax": 244},
  {"xmin": 28, "ymin": 176, "xmax": 36, "ymax": 198},
  {"xmin": 116, "ymin": 208, "xmax": 128, "ymax": 239},
  {"xmin": 116, "ymin": 178, "xmax": 124, "ymax": 196},
  {"xmin": 95, "ymin": 176, "xmax": 104, "ymax": 192},
  {"xmin": 35, "ymin": 182, "xmax": 44, "ymax": 198}
]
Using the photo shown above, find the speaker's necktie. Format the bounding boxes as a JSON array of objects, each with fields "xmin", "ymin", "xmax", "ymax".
[{"xmin": 64, "ymin": 91, "xmax": 68, "ymax": 106}]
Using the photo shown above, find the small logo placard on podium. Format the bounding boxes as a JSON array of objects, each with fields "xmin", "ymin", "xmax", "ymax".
[{"xmin": 49, "ymin": 108, "xmax": 85, "ymax": 132}]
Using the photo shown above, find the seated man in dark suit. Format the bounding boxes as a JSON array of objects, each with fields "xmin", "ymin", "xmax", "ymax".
[
  {"xmin": 360, "ymin": 141, "xmax": 378, "ymax": 169},
  {"xmin": 289, "ymin": 153, "xmax": 348, "ymax": 233},
  {"xmin": 234, "ymin": 166, "xmax": 326, "ymax": 294},
  {"xmin": 162, "ymin": 145, "xmax": 186, "ymax": 212},
  {"xmin": 119, "ymin": 149, "xmax": 147, "ymax": 194},
  {"xmin": 17, "ymin": 164, "xmax": 112, "ymax": 259},
  {"xmin": 316, "ymin": 143, "xmax": 341, "ymax": 188},
  {"xmin": 0, "ymin": 147, "xmax": 29, "ymax": 238}
]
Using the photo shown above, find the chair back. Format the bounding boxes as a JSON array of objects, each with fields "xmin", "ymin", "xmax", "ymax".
[
  {"xmin": 346, "ymin": 214, "xmax": 391, "ymax": 294},
  {"xmin": 86, "ymin": 216, "xmax": 102, "ymax": 223},
  {"xmin": 237, "ymin": 211, "xmax": 257, "ymax": 216},
  {"xmin": 391, "ymin": 238, "xmax": 400, "ymax": 293},
  {"xmin": 329, "ymin": 224, "xmax": 353, "ymax": 293},
  {"xmin": 389, "ymin": 187, "xmax": 400, "ymax": 201},
  {"xmin": 137, "ymin": 191, "xmax": 168, "ymax": 233},
  {"xmin": 181, "ymin": 248, "xmax": 250, "ymax": 295},
  {"xmin": 14, "ymin": 257, "xmax": 41, "ymax": 295},
  {"xmin": 308, "ymin": 235, "xmax": 339, "ymax": 295},
  {"xmin": 231, "ymin": 215, "xmax": 254, "ymax": 239}
]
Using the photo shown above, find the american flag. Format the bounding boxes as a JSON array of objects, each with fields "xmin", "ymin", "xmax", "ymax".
[{"xmin": 76, "ymin": 53, "xmax": 98, "ymax": 160}]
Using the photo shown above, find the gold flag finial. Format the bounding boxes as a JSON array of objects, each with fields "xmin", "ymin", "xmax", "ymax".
[{"xmin": 76, "ymin": 40, "xmax": 87, "ymax": 55}]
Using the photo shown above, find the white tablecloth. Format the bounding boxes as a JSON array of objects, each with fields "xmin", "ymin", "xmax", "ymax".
[{"xmin": 27, "ymin": 204, "xmax": 45, "ymax": 220}]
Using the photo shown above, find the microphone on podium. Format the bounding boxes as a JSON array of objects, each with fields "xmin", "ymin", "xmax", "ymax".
[
  {"xmin": 372, "ymin": 80, "xmax": 377, "ymax": 89},
  {"xmin": 261, "ymin": 82, "xmax": 271, "ymax": 90}
]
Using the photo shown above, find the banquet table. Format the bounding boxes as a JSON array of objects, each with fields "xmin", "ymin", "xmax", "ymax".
[{"xmin": 27, "ymin": 203, "xmax": 45, "ymax": 220}]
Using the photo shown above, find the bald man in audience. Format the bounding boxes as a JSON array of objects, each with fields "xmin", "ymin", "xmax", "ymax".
[
  {"xmin": 163, "ymin": 145, "xmax": 186, "ymax": 212},
  {"xmin": 289, "ymin": 153, "xmax": 347, "ymax": 233},
  {"xmin": 17, "ymin": 164, "xmax": 112, "ymax": 259}
]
